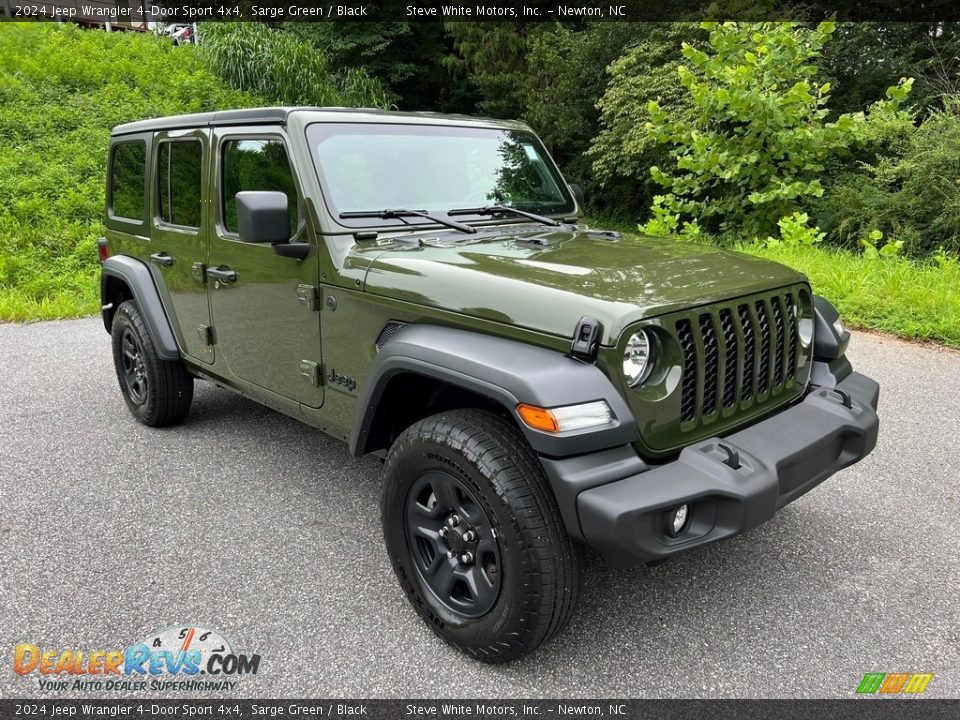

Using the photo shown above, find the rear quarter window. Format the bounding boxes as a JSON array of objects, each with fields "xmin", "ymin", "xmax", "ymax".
[
  {"xmin": 109, "ymin": 141, "xmax": 146, "ymax": 221},
  {"xmin": 157, "ymin": 140, "xmax": 203, "ymax": 229}
]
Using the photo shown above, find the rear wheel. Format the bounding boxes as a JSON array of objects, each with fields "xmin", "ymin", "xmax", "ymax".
[
  {"xmin": 111, "ymin": 300, "xmax": 193, "ymax": 427},
  {"xmin": 381, "ymin": 409, "xmax": 581, "ymax": 663}
]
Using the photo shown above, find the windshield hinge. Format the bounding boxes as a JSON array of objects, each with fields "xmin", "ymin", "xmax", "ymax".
[{"xmin": 570, "ymin": 316, "xmax": 602, "ymax": 362}]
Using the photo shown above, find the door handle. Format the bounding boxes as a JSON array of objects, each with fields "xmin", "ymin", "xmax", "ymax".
[
  {"xmin": 150, "ymin": 252, "xmax": 175, "ymax": 267},
  {"xmin": 206, "ymin": 267, "xmax": 237, "ymax": 284}
]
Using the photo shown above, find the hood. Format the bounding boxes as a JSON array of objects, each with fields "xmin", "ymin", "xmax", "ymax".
[{"xmin": 357, "ymin": 226, "xmax": 806, "ymax": 344}]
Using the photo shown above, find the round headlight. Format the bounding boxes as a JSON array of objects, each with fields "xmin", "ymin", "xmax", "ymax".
[
  {"xmin": 623, "ymin": 329, "xmax": 655, "ymax": 387},
  {"xmin": 796, "ymin": 293, "xmax": 814, "ymax": 347}
]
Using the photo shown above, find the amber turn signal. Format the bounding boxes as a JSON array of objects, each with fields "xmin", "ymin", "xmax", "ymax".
[{"xmin": 517, "ymin": 404, "xmax": 559, "ymax": 433}]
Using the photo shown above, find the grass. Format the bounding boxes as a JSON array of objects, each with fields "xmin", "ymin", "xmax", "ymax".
[
  {"xmin": 0, "ymin": 22, "xmax": 254, "ymax": 323},
  {"xmin": 740, "ymin": 242, "xmax": 960, "ymax": 349}
]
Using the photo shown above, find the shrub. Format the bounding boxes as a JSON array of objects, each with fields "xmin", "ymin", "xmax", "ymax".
[
  {"xmin": 816, "ymin": 98, "xmax": 960, "ymax": 257},
  {"xmin": 639, "ymin": 21, "xmax": 912, "ymax": 239}
]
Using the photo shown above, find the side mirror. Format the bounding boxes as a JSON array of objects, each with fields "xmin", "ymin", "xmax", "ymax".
[
  {"xmin": 569, "ymin": 183, "xmax": 585, "ymax": 208},
  {"xmin": 235, "ymin": 191, "xmax": 290, "ymax": 244}
]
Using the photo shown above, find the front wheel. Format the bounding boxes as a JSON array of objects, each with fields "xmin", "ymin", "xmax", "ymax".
[{"xmin": 381, "ymin": 409, "xmax": 581, "ymax": 663}]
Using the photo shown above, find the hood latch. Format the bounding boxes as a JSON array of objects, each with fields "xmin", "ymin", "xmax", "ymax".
[{"xmin": 570, "ymin": 316, "xmax": 602, "ymax": 362}]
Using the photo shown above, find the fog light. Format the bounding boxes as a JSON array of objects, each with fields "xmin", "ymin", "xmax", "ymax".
[{"xmin": 667, "ymin": 504, "xmax": 689, "ymax": 537}]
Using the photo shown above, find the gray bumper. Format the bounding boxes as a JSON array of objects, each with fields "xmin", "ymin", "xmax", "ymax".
[{"xmin": 575, "ymin": 371, "xmax": 879, "ymax": 567}]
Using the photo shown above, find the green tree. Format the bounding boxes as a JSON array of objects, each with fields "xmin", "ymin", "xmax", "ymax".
[
  {"xmin": 588, "ymin": 24, "xmax": 698, "ymax": 217},
  {"xmin": 284, "ymin": 23, "xmax": 471, "ymax": 112},
  {"xmin": 523, "ymin": 22, "xmax": 647, "ymax": 205},
  {"xmin": 443, "ymin": 22, "xmax": 530, "ymax": 119},
  {"xmin": 821, "ymin": 23, "xmax": 960, "ymax": 116},
  {"xmin": 641, "ymin": 21, "xmax": 912, "ymax": 238}
]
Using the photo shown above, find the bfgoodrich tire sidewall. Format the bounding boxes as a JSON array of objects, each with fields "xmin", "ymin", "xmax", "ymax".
[{"xmin": 382, "ymin": 433, "xmax": 534, "ymax": 652}]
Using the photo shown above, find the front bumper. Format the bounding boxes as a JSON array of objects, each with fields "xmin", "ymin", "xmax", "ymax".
[{"xmin": 571, "ymin": 371, "xmax": 879, "ymax": 567}]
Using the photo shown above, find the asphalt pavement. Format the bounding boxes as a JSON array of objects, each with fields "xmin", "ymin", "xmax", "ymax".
[{"xmin": 1, "ymin": 318, "xmax": 958, "ymax": 699}]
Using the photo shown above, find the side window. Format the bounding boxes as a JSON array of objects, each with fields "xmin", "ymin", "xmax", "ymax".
[
  {"xmin": 157, "ymin": 140, "xmax": 203, "ymax": 229},
  {"xmin": 109, "ymin": 141, "xmax": 146, "ymax": 221},
  {"xmin": 222, "ymin": 139, "xmax": 299, "ymax": 237}
]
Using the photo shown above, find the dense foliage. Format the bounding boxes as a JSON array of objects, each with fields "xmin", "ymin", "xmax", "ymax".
[
  {"xmin": 639, "ymin": 22, "xmax": 911, "ymax": 239},
  {"xmin": 2, "ymin": 20, "xmax": 958, "ymax": 346},
  {"xmin": 198, "ymin": 23, "xmax": 390, "ymax": 108},
  {"xmin": 0, "ymin": 23, "xmax": 254, "ymax": 320},
  {"xmin": 818, "ymin": 99, "xmax": 960, "ymax": 256}
]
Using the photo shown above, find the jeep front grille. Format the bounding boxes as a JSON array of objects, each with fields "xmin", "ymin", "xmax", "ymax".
[{"xmin": 676, "ymin": 289, "xmax": 805, "ymax": 427}]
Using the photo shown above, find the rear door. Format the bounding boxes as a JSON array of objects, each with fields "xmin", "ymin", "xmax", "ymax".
[
  {"xmin": 205, "ymin": 127, "xmax": 323, "ymax": 408},
  {"xmin": 148, "ymin": 129, "xmax": 214, "ymax": 364}
]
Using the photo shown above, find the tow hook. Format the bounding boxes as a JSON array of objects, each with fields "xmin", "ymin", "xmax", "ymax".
[{"xmin": 831, "ymin": 388, "xmax": 853, "ymax": 408}]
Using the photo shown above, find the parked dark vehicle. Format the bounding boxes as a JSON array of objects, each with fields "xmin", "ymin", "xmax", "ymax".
[{"xmin": 99, "ymin": 108, "xmax": 879, "ymax": 662}]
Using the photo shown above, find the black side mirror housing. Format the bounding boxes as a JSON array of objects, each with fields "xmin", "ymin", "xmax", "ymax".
[
  {"xmin": 236, "ymin": 191, "xmax": 290, "ymax": 244},
  {"xmin": 569, "ymin": 183, "xmax": 585, "ymax": 209}
]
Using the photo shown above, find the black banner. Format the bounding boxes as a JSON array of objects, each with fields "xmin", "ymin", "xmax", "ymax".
[
  {"xmin": 5, "ymin": 0, "xmax": 960, "ymax": 23},
  {"xmin": 1, "ymin": 699, "xmax": 960, "ymax": 720}
]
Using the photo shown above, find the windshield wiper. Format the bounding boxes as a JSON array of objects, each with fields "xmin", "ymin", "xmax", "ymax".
[
  {"xmin": 340, "ymin": 209, "xmax": 476, "ymax": 234},
  {"xmin": 448, "ymin": 205, "xmax": 561, "ymax": 227}
]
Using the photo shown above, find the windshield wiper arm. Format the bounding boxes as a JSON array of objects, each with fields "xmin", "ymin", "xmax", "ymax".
[
  {"xmin": 340, "ymin": 209, "xmax": 476, "ymax": 234},
  {"xmin": 448, "ymin": 205, "xmax": 561, "ymax": 227}
]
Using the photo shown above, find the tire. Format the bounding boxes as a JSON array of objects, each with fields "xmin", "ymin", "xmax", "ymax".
[
  {"xmin": 381, "ymin": 409, "xmax": 581, "ymax": 663},
  {"xmin": 111, "ymin": 300, "xmax": 193, "ymax": 427}
]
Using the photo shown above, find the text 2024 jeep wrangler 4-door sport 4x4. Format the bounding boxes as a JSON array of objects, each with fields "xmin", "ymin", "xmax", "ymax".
[{"xmin": 99, "ymin": 107, "xmax": 879, "ymax": 662}]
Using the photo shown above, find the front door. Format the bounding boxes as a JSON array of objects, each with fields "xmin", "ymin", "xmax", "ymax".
[
  {"xmin": 206, "ymin": 128, "xmax": 323, "ymax": 408},
  {"xmin": 149, "ymin": 130, "xmax": 214, "ymax": 364}
]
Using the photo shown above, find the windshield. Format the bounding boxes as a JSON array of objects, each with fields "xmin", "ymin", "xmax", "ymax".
[{"xmin": 307, "ymin": 123, "xmax": 575, "ymax": 229}]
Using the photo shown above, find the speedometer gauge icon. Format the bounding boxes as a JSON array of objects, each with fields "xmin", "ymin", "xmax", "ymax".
[{"xmin": 138, "ymin": 626, "xmax": 234, "ymax": 670}]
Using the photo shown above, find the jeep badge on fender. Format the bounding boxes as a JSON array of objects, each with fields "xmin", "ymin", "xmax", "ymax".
[{"xmin": 99, "ymin": 107, "xmax": 879, "ymax": 663}]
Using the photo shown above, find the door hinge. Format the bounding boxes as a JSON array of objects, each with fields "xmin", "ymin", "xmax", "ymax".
[
  {"xmin": 197, "ymin": 325, "xmax": 215, "ymax": 346},
  {"xmin": 300, "ymin": 360, "xmax": 321, "ymax": 387},
  {"xmin": 296, "ymin": 284, "xmax": 320, "ymax": 311},
  {"xmin": 192, "ymin": 262, "xmax": 207, "ymax": 283}
]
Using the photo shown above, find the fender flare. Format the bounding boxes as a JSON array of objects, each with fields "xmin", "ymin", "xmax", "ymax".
[
  {"xmin": 100, "ymin": 255, "xmax": 180, "ymax": 361},
  {"xmin": 350, "ymin": 324, "xmax": 638, "ymax": 458}
]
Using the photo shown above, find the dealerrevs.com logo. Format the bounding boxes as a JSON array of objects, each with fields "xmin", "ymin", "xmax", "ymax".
[{"xmin": 13, "ymin": 626, "xmax": 260, "ymax": 692}]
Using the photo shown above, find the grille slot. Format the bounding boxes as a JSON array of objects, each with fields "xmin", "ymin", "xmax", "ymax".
[
  {"xmin": 738, "ymin": 304, "xmax": 755, "ymax": 401},
  {"xmin": 699, "ymin": 314, "xmax": 719, "ymax": 416},
  {"xmin": 771, "ymin": 297, "xmax": 786, "ymax": 387},
  {"xmin": 677, "ymin": 319, "xmax": 698, "ymax": 423},
  {"xmin": 756, "ymin": 300, "xmax": 771, "ymax": 394},
  {"xmin": 719, "ymin": 309, "xmax": 738, "ymax": 409},
  {"xmin": 784, "ymin": 294, "xmax": 799, "ymax": 377},
  {"xmin": 375, "ymin": 321, "xmax": 408, "ymax": 352},
  {"xmin": 675, "ymin": 289, "xmax": 804, "ymax": 431}
]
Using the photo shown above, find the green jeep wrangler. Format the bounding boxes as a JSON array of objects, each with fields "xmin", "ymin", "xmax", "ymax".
[{"xmin": 99, "ymin": 107, "xmax": 879, "ymax": 663}]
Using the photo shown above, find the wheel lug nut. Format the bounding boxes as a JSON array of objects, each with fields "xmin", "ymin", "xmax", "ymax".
[
  {"xmin": 447, "ymin": 550, "xmax": 457, "ymax": 559},
  {"xmin": 460, "ymin": 552, "xmax": 473, "ymax": 564},
  {"xmin": 448, "ymin": 515, "xmax": 460, "ymax": 527},
  {"xmin": 439, "ymin": 527, "xmax": 448, "ymax": 538},
  {"xmin": 463, "ymin": 530, "xmax": 475, "ymax": 542}
]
